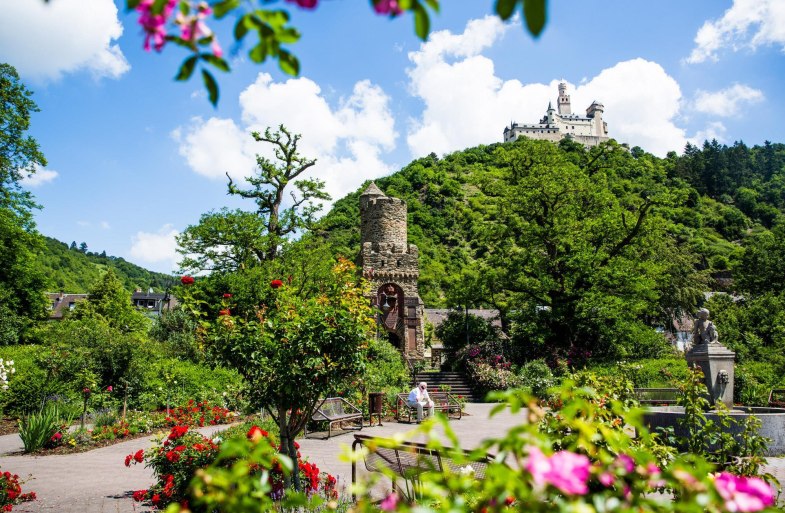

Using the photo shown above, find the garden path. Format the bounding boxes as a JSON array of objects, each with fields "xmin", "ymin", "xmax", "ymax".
[{"xmin": 0, "ymin": 404, "xmax": 784, "ymax": 512}]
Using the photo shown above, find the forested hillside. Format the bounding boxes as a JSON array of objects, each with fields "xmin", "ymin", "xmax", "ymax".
[
  {"xmin": 315, "ymin": 137, "xmax": 785, "ymax": 363},
  {"xmin": 38, "ymin": 236, "xmax": 173, "ymax": 293}
]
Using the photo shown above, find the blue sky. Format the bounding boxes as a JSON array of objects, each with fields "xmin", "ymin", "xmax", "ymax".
[{"xmin": 1, "ymin": 0, "xmax": 784, "ymax": 277}]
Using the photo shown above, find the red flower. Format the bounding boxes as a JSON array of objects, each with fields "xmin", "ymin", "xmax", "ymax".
[
  {"xmin": 124, "ymin": 454, "xmax": 132, "ymax": 467},
  {"xmin": 106, "ymin": 385, "xmax": 113, "ymax": 392},
  {"xmin": 132, "ymin": 490, "xmax": 147, "ymax": 502},
  {"xmin": 181, "ymin": 275, "xmax": 195, "ymax": 285},
  {"xmin": 270, "ymin": 279, "xmax": 284, "ymax": 289},
  {"xmin": 151, "ymin": 493, "xmax": 161, "ymax": 504},
  {"xmin": 168, "ymin": 425, "xmax": 189, "ymax": 440},
  {"xmin": 165, "ymin": 450, "xmax": 180, "ymax": 463},
  {"xmin": 247, "ymin": 425, "xmax": 268, "ymax": 443},
  {"xmin": 219, "ymin": 309, "xmax": 230, "ymax": 317},
  {"xmin": 134, "ymin": 449, "xmax": 144, "ymax": 463},
  {"xmin": 222, "ymin": 293, "xmax": 232, "ymax": 298}
]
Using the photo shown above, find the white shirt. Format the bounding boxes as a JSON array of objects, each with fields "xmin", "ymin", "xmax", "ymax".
[{"xmin": 408, "ymin": 387, "xmax": 431, "ymax": 404}]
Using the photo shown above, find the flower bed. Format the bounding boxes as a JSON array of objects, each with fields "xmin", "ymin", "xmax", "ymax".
[{"xmin": 0, "ymin": 468, "xmax": 36, "ymax": 511}]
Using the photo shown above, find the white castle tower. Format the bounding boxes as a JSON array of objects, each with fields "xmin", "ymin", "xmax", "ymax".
[{"xmin": 503, "ymin": 82, "xmax": 610, "ymax": 148}]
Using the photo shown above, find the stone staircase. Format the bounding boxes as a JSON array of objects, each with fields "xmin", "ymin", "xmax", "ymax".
[{"xmin": 414, "ymin": 371, "xmax": 483, "ymax": 402}]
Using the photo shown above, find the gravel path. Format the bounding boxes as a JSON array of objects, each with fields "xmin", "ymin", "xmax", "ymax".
[{"xmin": 1, "ymin": 404, "xmax": 783, "ymax": 512}]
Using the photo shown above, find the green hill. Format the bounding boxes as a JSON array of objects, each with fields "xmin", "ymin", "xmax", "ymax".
[
  {"xmin": 38, "ymin": 236, "xmax": 174, "ymax": 293},
  {"xmin": 316, "ymin": 138, "xmax": 785, "ymax": 308}
]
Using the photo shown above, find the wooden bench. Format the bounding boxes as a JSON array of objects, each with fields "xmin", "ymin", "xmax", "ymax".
[
  {"xmin": 351, "ymin": 433, "xmax": 491, "ymax": 500},
  {"xmin": 634, "ymin": 388, "xmax": 678, "ymax": 405},
  {"xmin": 769, "ymin": 389, "xmax": 785, "ymax": 408},
  {"xmin": 395, "ymin": 392, "xmax": 462, "ymax": 423},
  {"xmin": 304, "ymin": 397, "xmax": 363, "ymax": 439}
]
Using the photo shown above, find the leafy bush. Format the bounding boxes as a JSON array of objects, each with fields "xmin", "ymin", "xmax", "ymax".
[
  {"xmin": 18, "ymin": 403, "xmax": 71, "ymax": 453},
  {"xmin": 587, "ymin": 358, "xmax": 689, "ymax": 388},
  {"xmin": 517, "ymin": 359, "xmax": 555, "ymax": 399},
  {"xmin": 435, "ymin": 311, "xmax": 502, "ymax": 358}
]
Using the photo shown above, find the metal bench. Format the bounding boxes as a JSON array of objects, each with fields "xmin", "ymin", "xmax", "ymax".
[
  {"xmin": 634, "ymin": 387, "xmax": 678, "ymax": 405},
  {"xmin": 395, "ymin": 391, "xmax": 462, "ymax": 423},
  {"xmin": 351, "ymin": 433, "xmax": 491, "ymax": 500},
  {"xmin": 769, "ymin": 389, "xmax": 785, "ymax": 407},
  {"xmin": 304, "ymin": 397, "xmax": 363, "ymax": 439}
]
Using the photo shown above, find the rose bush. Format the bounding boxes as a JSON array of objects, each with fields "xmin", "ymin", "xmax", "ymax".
[{"xmin": 0, "ymin": 469, "xmax": 35, "ymax": 512}]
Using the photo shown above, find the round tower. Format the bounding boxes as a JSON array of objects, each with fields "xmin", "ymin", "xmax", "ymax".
[
  {"xmin": 360, "ymin": 183, "xmax": 407, "ymax": 247},
  {"xmin": 557, "ymin": 82, "xmax": 572, "ymax": 116}
]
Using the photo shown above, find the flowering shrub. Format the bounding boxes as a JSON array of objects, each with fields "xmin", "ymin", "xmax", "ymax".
[
  {"xmin": 466, "ymin": 361, "xmax": 522, "ymax": 394},
  {"xmin": 0, "ymin": 468, "xmax": 35, "ymax": 511},
  {"xmin": 127, "ymin": 424, "xmax": 337, "ymax": 511},
  {"xmin": 163, "ymin": 400, "xmax": 234, "ymax": 428},
  {"xmin": 347, "ymin": 383, "xmax": 778, "ymax": 513},
  {"xmin": 125, "ymin": 425, "xmax": 220, "ymax": 509},
  {"xmin": 0, "ymin": 358, "xmax": 14, "ymax": 391}
]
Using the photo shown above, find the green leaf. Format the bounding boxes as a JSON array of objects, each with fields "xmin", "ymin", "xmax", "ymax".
[
  {"xmin": 202, "ymin": 54, "xmax": 230, "ymax": 72},
  {"xmin": 165, "ymin": 35, "xmax": 193, "ymax": 49},
  {"xmin": 523, "ymin": 0, "xmax": 547, "ymax": 37},
  {"xmin": 278, "ymin": 50, "xmax": 299, "ymax": 76},
  {"xmin": 423, "ymin": 0, "xmax": 439, "ymax": 12},
  {"xmin": 249, "ymin": 42, "xmax": 268, "ymax": 63},
  {"xmin": 175, "ymin": 55, "xmax": 198, "ymax": 81},
  {"xmin": 276, "ymin": 28, "xmax": 301, "ymax": 44},
  {"xmin": 178, "ymin": 1, "xmax": 189, "ymax": 16},
  {"xmin": 495, "ymin": 0, "xmax": 518, "ymax": 21},
  {"xmin": 213, "ymin": 0, "xmax": 241, "ymax": 19},
  {"xmin": 234, "ymin": 16, "xmax": 250, "ymax": 41},
  {"xmin": 413, "ymin": 3, "xmax": 430, "ymax": 41},
  {"xmin": 202, "ymin": 69, "xmax": 219, "ymax": 106},
  {"xmin": 126, "ymin": 0, "xmax": 142, "ymax": 10},
  {"xmin": 257, "ymin": 9, "xmax": 290, "ymax": 27},
  {"xmin": 151, "ymin": 0, "xmax": 168, "ymax": 15}
]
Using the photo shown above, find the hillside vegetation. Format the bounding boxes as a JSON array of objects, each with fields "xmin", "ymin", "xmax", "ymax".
[{"xmin": 38, "ymin": 236, "xmax": 173, "ymax": 293}]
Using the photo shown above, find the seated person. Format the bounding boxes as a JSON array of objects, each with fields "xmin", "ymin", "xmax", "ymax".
[{"xmin": 407, "ymin": 382, "xmax": 435, "ymax": 422}]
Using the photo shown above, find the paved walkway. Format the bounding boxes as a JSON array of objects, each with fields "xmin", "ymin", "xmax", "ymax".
[{"xmin": 0, "ymin": 404, "xmax": 783, "ymax": 512}]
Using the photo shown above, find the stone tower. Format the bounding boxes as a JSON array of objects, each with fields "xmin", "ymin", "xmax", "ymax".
[
  {"xmin": 557, "ymin": 82, "xmax": 571, "ymax": 115},
  {"xmin": 359, "ymin": 183, "xmax": 425, "ymax": 359}
]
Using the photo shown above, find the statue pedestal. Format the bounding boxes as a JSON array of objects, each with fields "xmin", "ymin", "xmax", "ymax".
[{"xmin": 686, "ymin": 343, "xmax": 736, "ymax": 408}]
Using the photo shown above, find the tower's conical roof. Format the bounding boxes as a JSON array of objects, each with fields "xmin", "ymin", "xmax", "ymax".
[{"xmin": 361, "ymin": 182, "xmax": 386, "ymax": 197}]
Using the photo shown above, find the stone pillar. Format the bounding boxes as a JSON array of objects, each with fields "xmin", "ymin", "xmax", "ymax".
[{"xmin": 686, "ymin": 343, "xmax": 735, "ymax": 408}]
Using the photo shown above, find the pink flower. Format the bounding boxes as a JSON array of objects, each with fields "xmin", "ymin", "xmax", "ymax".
[
  {"xmin": 373, "ymin": 0, "xmax": 402, "ymax": 15},
  {"xmin": 599, "ymin": 472, "xmax": 615, "ymax": 487},
  {"xmin": 106, "ymin": 386, "xmax": 113, "ymax": 392},
  {"xmin": 713, "ymin": 473, "xmax": 774, "ymax": 512},
  {"xmin": 380, "ymin": 492, "xmax": 398, "ymax": 511},
  {"xmin": 286, "ymin": 0, "xmax": 318, "ymax": 9},
  {"xmin": 616, "ymin": 454, "xmax": 635, "ymax": 473},
  {"xmin": 211, "ymin": 39, "xmax": 223, "ymax": 58},
  {"xmin": 524, "ymin": 446, "xmax": 590, "ymax": 495},
  {"xmin": 136, "ymin": 0, "xmax": 177, "ymax": 52}
]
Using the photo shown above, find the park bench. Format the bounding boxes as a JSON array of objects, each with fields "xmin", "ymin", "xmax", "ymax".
[
  {"xmin": 395, "ymin": 392, "xmax": 462, "ymax": 423},
  {"xmin": 351, "ymin": 433, "xmax": 491, "ymax": 499},
  {"xmin": 769, "ymin": 389, "xmax": 785, "ymax": 408},
  {"xmin": 634, "ymin": 388, "xmax": 678, "ymax": 405},
  {"xmin": 304, "ymin": 397, "xmax": 363, "ymax": 439}
]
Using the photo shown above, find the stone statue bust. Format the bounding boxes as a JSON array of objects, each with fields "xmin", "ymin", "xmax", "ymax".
[{"xmin": 692, "ymin": 308, "xmax": 719, "ymax": 346}]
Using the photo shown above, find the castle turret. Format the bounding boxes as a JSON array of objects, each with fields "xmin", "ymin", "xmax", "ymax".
[
  {"xmin": 586, "ymin": 101, "xmax": 605, "ymax": 137},
  {"xmin": 359, "ymin": 183, "xmax": 425, "ymax": 359},
  {"xmin": 547, "ymin": 101, "xmax": 555, "ymax": 124},
  {"xmin": 557, "ymin": 82, "xmax": 571, "ymax": 115}
]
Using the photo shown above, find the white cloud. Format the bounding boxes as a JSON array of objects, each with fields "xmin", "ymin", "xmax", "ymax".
[
  {"xmin": 174, "ymin": 73, "xmax": 398, "ymax": 204},
  {"xmin": 129, "ymin": 224, "xmax": 180, "ymax": 270},
  {"xmin": 686, "ymin": 0, "xmax": 785, "ymax": 64},
  {"xmin": 693, "ymin": 84, "xmax": 764, "ymax": 116},
  {"xmin": 405, "ymin": 16, "xmax": 688, "ymax": 157},
  {"xmin": 690, "ymin": 121, "xmax": 728, "ymax": 145},
  {"xmin": 0, "ymin": 0, "xmax": 129, "ymax": 81},
  {"xmin": 100, "ymin": 221, "xmax": 111, "ymax": 230},
  {"xmin": 21, "ymin": 167, "xmax": 58, "ymax": 187}
]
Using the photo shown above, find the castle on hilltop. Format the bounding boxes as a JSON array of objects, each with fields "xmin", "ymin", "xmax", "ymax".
[
  {"xmin": 503, "ymin": 82, "xmax": 609, "ymax": 148},
  {"xmin": 359, "ymin": 183, "xmax": 425, "ymax": 359}
]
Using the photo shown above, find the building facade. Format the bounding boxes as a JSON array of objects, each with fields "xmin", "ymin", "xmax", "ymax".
[
  {"xmin": 503, "ymin": 82, "xmax": 609, "ymax": 148},
  {"xmin": 359, "ymin": 183, "xmax": 425, "ymax": 359}
]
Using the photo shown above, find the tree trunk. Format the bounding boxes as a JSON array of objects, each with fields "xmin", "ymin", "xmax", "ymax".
[{"xmin": 277, "ymin": 405, "xmax": 293, "ymax": 490}]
